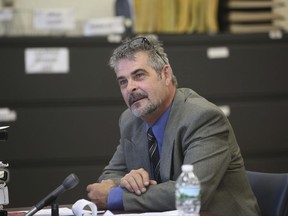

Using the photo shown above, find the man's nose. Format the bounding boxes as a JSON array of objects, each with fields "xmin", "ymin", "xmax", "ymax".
[{"xmin": 127, "ymin": 79, "xmax": 137, "ymax": 92}]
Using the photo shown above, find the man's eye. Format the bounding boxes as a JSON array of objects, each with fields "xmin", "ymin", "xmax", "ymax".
[
  {"xmin": 118, "ymin": 80, "xmax": 127, "ymax": 87},
  {"xmin": 135, "ymin": 73, "xmax": 144, "ymax": 79}
]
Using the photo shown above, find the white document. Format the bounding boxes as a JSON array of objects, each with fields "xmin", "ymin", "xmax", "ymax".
[
  {"xmin": 25, "ymin": 48, "xmax": 69, "ymax": 74},
  {"xmin": 0, "ymin": 8, "xmax": 13, "ymax": 21},
  {"xmin": 72, "ymin": 199, "xmax": 97, "ymax": 216},
  {"xmin": 114, "ymin": 210, "xmax": 179, "ymax": 216},
  {"xmin": 207, "ymin": 47, "xmax": 230, "ymax": 59},
  {"xmin": 32, "ymin": 207, "xmax": 105, "ymax": 216},
  {"xmin": 33, "ymin": 208, "xmax": 73, "ymax": 216},
  {"xmin": 33, "ymin": 8, "xmax": 75, "ymax": 30},
  {"xmin": 84, "ymin": 17, "xmax": 125, "ymax": 36}
]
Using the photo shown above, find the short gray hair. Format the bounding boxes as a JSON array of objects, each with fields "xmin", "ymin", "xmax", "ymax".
[{"xmin": 109, "ymin": 35, "xmax": 178, "ymax": 86}]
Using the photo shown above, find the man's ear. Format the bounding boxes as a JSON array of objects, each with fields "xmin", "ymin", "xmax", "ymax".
[{"xmin": 162, "ymin": 65, "xmax": 172, "ymax": 85}]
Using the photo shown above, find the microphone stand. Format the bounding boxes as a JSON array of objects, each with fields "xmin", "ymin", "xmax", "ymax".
[
  {"xmin": 51, "ymin": 200, "xmax": 59, "ymax": 216},
  {"xmin": 25, "ymin": 173, "xmax": 79, "ymax": 216}
]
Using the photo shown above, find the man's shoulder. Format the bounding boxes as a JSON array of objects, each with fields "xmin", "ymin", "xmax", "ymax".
[
  {"xmin": 175, "ymin": 88, "xmax": 219, "ymax": 112},
  {"xmin": 172, "ymin": 88, "xmax": 227, "ymax": 125}
]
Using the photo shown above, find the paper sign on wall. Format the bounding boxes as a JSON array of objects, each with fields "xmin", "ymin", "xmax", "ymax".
[
  {"xmin": 25, "ymin": 48, "xmax": 69, "ymax": 74},
  {"xmin": 0, "ymin": 8, "xmax": 13, "ymax": 21},
  {"xmin": 33, "ymin": 8, "xmax": 75, "ymax": 30},
  {"xmin": 207, "ymin": 47, "xmax": 229, "ymax": 59},
  {"xmin": 84, "ymin": 16, "xmax": 125, "ymax": 36}
]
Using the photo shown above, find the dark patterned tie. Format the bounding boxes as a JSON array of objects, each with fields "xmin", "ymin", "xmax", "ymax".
[{"xmin": 147, "ymin": 127, "xmax": 161, "ymax": 183}]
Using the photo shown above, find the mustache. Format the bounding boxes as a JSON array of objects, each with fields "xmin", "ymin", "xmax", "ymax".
[{"xmin": 128, "ymin": 92, "xmax": 148, "ymax": 106}]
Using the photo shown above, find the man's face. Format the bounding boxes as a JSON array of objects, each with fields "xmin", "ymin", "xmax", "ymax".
[{"xmin": 115, "ymin": 51, "xmax": 171, "ymax": 119}]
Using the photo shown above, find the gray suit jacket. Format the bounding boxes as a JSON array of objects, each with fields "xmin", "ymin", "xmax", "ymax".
[{"xmin": 98, "ymin": 88, "xmax": 260, "ymax": 216}]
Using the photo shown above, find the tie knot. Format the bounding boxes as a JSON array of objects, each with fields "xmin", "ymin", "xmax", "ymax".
[{"xmin": 147, "ymin": 128, "xmax": 156, "ymax": 142}]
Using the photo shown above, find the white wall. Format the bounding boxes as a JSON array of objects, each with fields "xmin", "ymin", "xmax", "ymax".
[{"xmin": 0, "ymin": 0, "xmax": 115, "ymax": 36}]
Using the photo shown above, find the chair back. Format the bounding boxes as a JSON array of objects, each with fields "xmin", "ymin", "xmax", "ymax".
[{"xmin": 247, "ymin": 171, "xmax": 288, "ymax": 216}]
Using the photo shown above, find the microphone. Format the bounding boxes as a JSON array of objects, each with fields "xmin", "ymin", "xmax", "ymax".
[{"xmin": 25, "ymin": 173, "xmax": 79, "ymax": 216}]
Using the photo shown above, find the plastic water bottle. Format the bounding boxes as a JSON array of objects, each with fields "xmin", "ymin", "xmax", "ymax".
[{"xmin": 175, "ymin": 164, "xmax": 201, "ymax": 216}]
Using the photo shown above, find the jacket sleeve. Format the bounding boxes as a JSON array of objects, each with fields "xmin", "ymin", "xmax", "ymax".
[{"xmin": 123, "ymin": 180, "xmax": 176, "ymax": 212}]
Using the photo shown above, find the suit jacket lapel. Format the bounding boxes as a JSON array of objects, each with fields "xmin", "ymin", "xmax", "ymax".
[
  {"xmin": 128, "ymin": 122, "xmax": 153, "ymax": 177},
  {"xmin": 160, "ymin": 90, "xmax": 184, "ymax": 181}
]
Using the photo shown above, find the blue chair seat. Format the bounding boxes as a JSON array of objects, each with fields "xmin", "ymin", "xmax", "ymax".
[{"xmin": 247, "ymin": 171, "xmax": 288, "ymax": 216}]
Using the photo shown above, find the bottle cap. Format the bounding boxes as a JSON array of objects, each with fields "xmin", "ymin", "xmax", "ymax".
[{"xmin": 181, "ymin": 164, "xmax": 193, "ymax": 172}]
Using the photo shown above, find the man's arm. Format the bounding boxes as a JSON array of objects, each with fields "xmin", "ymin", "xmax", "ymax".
[
  {"xmin": 86, "ymin": 179, "xmax": 117, "ymax": 210},
  {"xmin": 122, "ymin": 180, "xmax": 176, "ymax": 212}
]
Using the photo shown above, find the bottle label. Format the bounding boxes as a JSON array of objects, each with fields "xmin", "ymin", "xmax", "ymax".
[{"xmin": 177, "ymin": 187, "xmax": 200, "ymax": 200}]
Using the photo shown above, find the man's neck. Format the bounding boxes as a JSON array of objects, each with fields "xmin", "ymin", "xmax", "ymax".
[{"xmin": 143, "ymin": 87, "xmax": 176, "ymax": 125}]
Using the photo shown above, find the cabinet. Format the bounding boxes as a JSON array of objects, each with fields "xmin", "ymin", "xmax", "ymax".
[{"xmin": 0, "ymin": 34, "xmax": 287, "ymax": 207}]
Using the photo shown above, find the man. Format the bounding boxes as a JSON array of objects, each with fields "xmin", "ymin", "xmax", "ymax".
[{"xmin": 87, "ymin": 35, "xmax": 260, "ymax": 216}]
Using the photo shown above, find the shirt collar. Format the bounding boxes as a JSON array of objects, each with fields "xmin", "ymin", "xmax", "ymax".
[{"xmin": 146, "ymin": 105, "xmax": 172, "ymax": 143}]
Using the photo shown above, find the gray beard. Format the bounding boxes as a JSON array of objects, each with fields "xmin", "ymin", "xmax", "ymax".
[{"xmin": 131, "ymin": 101, "xmax": 159, "ymax": 117}]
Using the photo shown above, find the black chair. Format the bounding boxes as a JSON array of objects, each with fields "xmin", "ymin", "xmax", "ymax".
[{"xmin": 247, "ymin": 171, "xmax": 288, "ymax": 216}]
